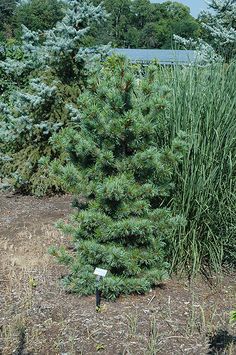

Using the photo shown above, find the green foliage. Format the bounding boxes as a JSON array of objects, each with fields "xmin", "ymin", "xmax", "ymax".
[
  {"xmin": 175, "ymin": 0, "xmax": 236, "ymax": 63},
  {"xmin": 0, "ymin": 39, "xmax": 24, "ymax": 98},
  {"xmin": 14, "ymin": 0, "xmax": 65, "ymax": 35},
  {"xmin": 0, "ymin": 0, "xmax": 109, "ymax": 195},
  {"xmin": 51, "ymin": 57, "xmax": 186, "ymax": 299},
  {"xmin": 165, "ymin": 63, "xmax": 236, "ymax": 273},
  {"xmin": 230, "ymin": 310, "xmax": 236, "ymax": 324},
  {"xmin": 0, "ymin": 0, "xmax": 16, "ymax": 40},
  {"xmin": 91, "ymin": 0, "xmax": 200, "ymax": 48},
  {"xmin": 0, "ymin": 73, "xmax": 81, "ymax": 195},
  {"xmin": 0, "ymin": 0, "xmax": 201, "ymax": 49}
]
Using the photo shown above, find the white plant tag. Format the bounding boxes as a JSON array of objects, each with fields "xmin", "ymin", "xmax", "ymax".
[{"xmin": 94, "ymin": 268, "xmax": 108, "ymax": 277}]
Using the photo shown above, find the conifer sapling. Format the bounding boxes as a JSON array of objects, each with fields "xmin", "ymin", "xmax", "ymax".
[{"xmin": 51, "ymin": 57, "xmax": 186, "ymax": 300}]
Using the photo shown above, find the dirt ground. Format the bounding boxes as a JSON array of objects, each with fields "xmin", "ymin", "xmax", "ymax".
[{"xmin": 0, "ymin": 192, "xmax": 235, "ymax": 355}]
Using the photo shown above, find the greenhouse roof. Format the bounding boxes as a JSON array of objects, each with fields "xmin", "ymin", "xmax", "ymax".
[{"xmin": 112, "ymin": 48, "xmax": 197, "ymax": 65}]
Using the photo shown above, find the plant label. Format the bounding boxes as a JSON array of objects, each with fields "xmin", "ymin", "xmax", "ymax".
[{"xmin": 94, "ymin": 268, "xmax": 107, "ymax": 278}]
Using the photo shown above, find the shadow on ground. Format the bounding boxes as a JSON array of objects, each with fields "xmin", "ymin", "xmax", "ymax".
[{"xmin": 208, "ymin": 329, "xmax": 236, "ymax": 354}]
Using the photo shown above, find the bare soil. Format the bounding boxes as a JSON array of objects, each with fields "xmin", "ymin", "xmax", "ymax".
[{"xmin": 0, "ymin": 192, "xmax": 235, "ymax": 355}]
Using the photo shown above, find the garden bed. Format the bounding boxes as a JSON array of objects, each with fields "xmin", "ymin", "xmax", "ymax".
[{"xmin": 0, "ymin": 192, "xmax": 235, "ymax": 354}]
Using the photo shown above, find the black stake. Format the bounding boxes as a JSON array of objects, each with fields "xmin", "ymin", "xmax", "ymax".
[
  {"xmin": 96, "ymin": 276, "xmax": 101, "ymax": 312},
  {"xmin": 94, "ymin": 268, "xmax": 107, "ymax": 312}
]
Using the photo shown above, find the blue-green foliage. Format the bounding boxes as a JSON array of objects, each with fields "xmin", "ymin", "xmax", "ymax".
[
  {"xmin": 0, "ymin": 26, "xmax": 40, "ymax": 79},
  {"xmin": 50, "ymin": 58, "xmax": 186, "ymax": 299},
  {"xmin": 0, "ymin": 0, "xmax": 109, "ymax": 195},
  {"xmin": 174, "ymin": 0, "xmax": 236, "ymax": 63},
  {"xmin": 42, "ymin": 0, "xmax": 109, "ymax": 81}
]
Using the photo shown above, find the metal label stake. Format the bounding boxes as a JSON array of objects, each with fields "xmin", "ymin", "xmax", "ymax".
[{"xmin": 94, "ymin": 268, "xmax": 108, "ymax": 312}]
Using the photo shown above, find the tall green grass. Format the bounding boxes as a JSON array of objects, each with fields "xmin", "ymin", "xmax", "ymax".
[{"xmin": 164, "ymin": 62, "xmax": 236, "ymax": 275}]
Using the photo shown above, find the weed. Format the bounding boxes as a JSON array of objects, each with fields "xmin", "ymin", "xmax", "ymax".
[
  {"xmin": 146, "ymin": 317, "xmax": 163, "ymax": 355},
  {"xmin": 126, "ymin": 312, "xmax": 139, "ymax": 337}
]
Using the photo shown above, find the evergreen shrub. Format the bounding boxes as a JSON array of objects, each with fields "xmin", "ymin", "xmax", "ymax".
[
  {"xmin": 0, "ymin": 0, "xmax": 108, "ymax": 195},
  {"xmin": 50, "ymin": 57, "xmax": 187, "ymax": 300}
]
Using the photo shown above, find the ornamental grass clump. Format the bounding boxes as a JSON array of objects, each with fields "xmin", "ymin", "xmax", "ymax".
[
  {"xmin": 50, "ymin": 58, "xmax": 186, "ymax": 300},
  {"xmin": 167, "ymin": 62, "xmax": 236, "ymax": 274}
]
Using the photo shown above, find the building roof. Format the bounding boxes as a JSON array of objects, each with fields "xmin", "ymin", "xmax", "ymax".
[{"xmin": 112, "ymin": 48, "xmax": 197, "ymax": 65}]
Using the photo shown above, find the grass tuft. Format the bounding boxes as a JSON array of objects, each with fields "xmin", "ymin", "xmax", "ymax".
[{"xmin": 162, "ymin": 62, "xmax": 236, "ymax": 275}]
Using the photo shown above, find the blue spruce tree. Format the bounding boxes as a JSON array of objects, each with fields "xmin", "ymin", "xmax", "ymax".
[{"xmin": 0, "ymin": 0, "xmax": 108, "ymax": 195}]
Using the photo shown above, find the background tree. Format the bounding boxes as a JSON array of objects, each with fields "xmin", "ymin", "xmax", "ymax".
[
  {"xmin": 101, "ymin": 0, "xmax": 132, "ymax": 46},
  {"xmin": 13, "ymin": 0, "xmax": 65, "ymax": 36},
  {"xmin": 130, "ymin": 0, "xmax": 152, "ymax": 30},
  {"xmin": 50, "ymin": 57, "xmax": 186, "ymax": 299},
  {"xmin": 0, "ymin": 0, "xmax": 17, "ymax": 40},
  {"xmin": 0, "ymin": 0, "xmax": 201, "ymax": 49},
  {"xmin": 175, "ymin": 0, "xmax": 236, "ymax": 63},
  {"xmin": 0, "ymin": 0, "xmax": 109, "ymax": 195},
  {"xmin": 147, "ymin": 1, "xmax": 200, "ymax": 48},
  {"xmin": 140, "ymin": 22, "xmax": 160, "ymax": 48},
  {"xmin": 91, "ymin": 0, "xmax": 200, "ymax": 48}
]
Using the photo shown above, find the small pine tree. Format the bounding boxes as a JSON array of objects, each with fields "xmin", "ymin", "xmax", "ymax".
[
  {"xmin": 0, "ymin": 0, "xmax": 109, "ymax": 195},
  {"xmin": 174, "ymin": 0, "xmax": 236, "ymax": 63},
  {"xmin": 50, "ymin": 57, "xmax": 186, "ymax": 300}
]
